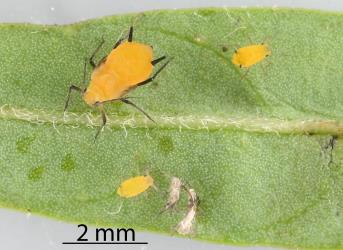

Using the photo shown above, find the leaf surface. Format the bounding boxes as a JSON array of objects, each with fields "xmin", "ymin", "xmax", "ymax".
[{"xmin": 0, "ymin": 8, "xmax": 343, "ymax": 249}]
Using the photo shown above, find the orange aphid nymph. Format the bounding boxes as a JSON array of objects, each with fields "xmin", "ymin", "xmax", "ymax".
[{"xmin": 64, "ymin": 26, "xmax": 169, "ymax": 139}]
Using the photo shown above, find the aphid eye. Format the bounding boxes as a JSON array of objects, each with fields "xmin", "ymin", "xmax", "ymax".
[
  {"xmin": 261, "ymin": 42, "xmax": 264, "ymax": 45},
  {"xmin": 234, "ymin": 49, "xmax": 238, "ymax": 54}
]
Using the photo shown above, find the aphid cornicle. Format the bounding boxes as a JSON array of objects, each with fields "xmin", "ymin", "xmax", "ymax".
[
  {"xmin": 64, "ymin": 26, "xmax": 170, "ymax": 138},
  {"xmin": 232, "ymin": 43, "xmax": 271, "ymax": 69},
  {"xmin": 117, "ymin": 175, "xmax": 154, "ymax": 198}
]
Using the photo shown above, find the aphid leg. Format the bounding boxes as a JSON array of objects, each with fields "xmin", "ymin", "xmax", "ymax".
[
  {"xmin": 64, "ymin": 59, "xmax": 88, "ymax": 111},
  {"xmin": 94, "ymin": 104, "xmax": 107, "ymax": 140},
  {"xmin": 64, "ymin": 85, "xmax": 83, "ymax": 112},
  {"xmin": 240, "ymin": 68, "xmax": 250, "ymax": 80},
  {"xmin": 112, "ymin": 38, "xmax": 124, "ymax": 49},
  {"xmin": 120, "ymin": 98, "xmax": 155, "ymax": 123},
  {"xmin": 82, "ymin": 57, "xmax": 87, "ymax": 85},
  {"xmin": 260, "ymin": 62, "xmax": 268, "ymax": 77},
  {"xmin": 128, "ymin": 26, "xmax": 134, "ymax": 42},
  {"xmin": 136, "ymin": 60, "xmax": 170, "ymax": 87},
  {"xmin": 151, "ymin": 56, "xmax": 166, "ymax": 66},
  {"xmin": 89, "ymin": 37, "xmax": 105, "ymax": 69}
]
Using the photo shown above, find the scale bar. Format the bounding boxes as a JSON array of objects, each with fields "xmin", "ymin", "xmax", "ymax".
[{"xmin": 62, "ymin": 242, "xmax": 148, "ymax": 245}]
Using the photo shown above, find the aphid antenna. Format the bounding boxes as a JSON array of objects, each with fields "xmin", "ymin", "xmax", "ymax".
[
  {"xmin": 131, "ymin": 13, "xmax": 145, "ymax": 29},
  {"xmin": 222, "ymin": 6, "xmax": 236, "ymax": 22},
  {"xmin": 222, "ymin": 9, "xmax": 246, "ymax": 35},
  {"xmin": 221, "ymin": 43, "xmax": 240, "ymax": 53},
  {"xmin": 113, "ymin": 24, "xmax": 137, "ymax": 47},
  {"xmin": 244, "ymin": 30, "xmax": 254, "ymax": 44},
  {"xmin": 237, "ymin": 26, "xmax": 255, "ymax": 46},
  {"xmin": 239, "ymin": 22, "xmax": 271, "ymax": 47},
  {"xmin": 229, "ymin": 24, "xmax": 247, "ymax": 35},
  {"xmin": 132, "ymin": 165, "xmax": 147, "ymax": 177},
  {"xmin": 220, "ymin": 15, "xmax": 245, "ymax": 51},
  {"xmin": 141, "ymin": 167, "xmax": 159, "ymax": 191}
]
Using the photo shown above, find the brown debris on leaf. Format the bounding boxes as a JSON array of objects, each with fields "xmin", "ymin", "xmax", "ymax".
[
  {"xmin": 160, "ymin": 177, "xmax": 182, "ymax": 213},
  {"xmin": 176, "ymin": 188, "xmax": 198, "ymax": 235}
]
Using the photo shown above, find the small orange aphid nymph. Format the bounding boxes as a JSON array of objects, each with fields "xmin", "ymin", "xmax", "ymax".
[
  {"xmin": 64, "ymin": 26, "xmax": 170, "ymax": 138},
  {"xmin": 117, "ymin": 175, "xmax": 154, "ymax": 198},
  {"xmin": 232, "ymin": 43, "xmax": 271, "ymax": 68}
]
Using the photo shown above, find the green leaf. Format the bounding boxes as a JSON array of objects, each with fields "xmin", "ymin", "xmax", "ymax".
[{"xmin": 0, "ymin": 7, "xmax": 343, "ymax": 249}]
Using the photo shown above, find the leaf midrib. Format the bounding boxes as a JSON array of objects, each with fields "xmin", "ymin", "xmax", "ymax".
[{"xmin": 1, "ymin": 104, "xmax": 343, "ymax": 135}]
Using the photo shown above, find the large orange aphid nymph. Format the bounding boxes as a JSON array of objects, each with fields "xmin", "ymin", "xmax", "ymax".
[
  {"xmin": 83, "ymin": 41, "xmax": 154, "ymax": 105},
  {"xmin": 232, "ymin": 43, "xmax": 271, "ymax": 68},
  {"xmin": 64, "ymin": 26, "xmax": 170, "ymax": 139}
]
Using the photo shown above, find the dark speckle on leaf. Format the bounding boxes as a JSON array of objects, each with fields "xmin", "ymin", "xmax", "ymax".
[
  {"xmin": 28, "ymin": 166, "xmax": 45, "ymax": 181},
  {"xmin": 158, "ymin": 136, "xmax": 174, "ymax": 154},
  {"xmin": 16, "ymin": 135, "xmax": 36, "ymax": 153},
  {"xmin": 60, "ymin": 153, "xmax": 76, "ymax": 172}
]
